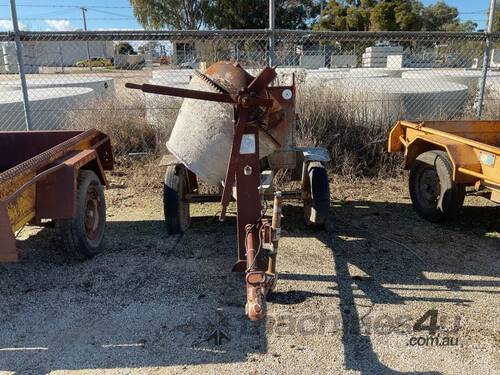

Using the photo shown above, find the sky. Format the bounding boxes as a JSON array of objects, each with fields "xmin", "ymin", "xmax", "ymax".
[{"xmin": 0, "ymin": 0, "xmax": 494, "ymax": 32}]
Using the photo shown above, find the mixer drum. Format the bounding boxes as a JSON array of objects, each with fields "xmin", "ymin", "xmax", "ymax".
[{"xmin": 166, "ymin": 62, "xmax": 280, "ymax": 186}]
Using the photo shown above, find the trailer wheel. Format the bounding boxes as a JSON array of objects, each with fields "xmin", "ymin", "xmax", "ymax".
[
  {"xmin": 164, "ymin": 165, "xmax": 190, "ymax": 234},
  {"xmin": 409, "ymin": 150, "xmax": 465, "ymax": 222},
  {"xmin": 303, "ymin": 162, "xmax": 330, "ymax": 229},
  {"xmin": 57, "ymin": 170, "xmax": 106, "ymax": 259}
]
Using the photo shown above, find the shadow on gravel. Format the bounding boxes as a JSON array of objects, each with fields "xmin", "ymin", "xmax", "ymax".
[
  {"xmin": 281, "ymin": 200, "xmax": 499, "ymax": 375},
  {"xmin": 0, "ymin": 199, "xmax": 497, "ymax": 374},
  {"xmin": 0, "ymin": 218, "xmax": 267, "ymax": 373}
]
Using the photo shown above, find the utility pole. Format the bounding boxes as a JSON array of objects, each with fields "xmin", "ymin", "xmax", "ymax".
[
  {"xmin": 80, "ymin": 6, "xmax": 92, "ymax": 71},
  {"xmin": 477, "ymin": 0, "xmax": 497, "ymax": 118},
  {"xmin": 9, "ymin": 0, "xmax": 31, "ymax": 130}
]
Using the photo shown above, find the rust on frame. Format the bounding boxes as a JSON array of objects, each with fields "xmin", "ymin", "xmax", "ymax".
[{"xmin": 0, "ymin": 130, "xmax": 113, "ymax": 262}]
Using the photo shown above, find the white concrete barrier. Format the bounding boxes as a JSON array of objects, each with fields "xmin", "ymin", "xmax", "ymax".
[
  {"xmin": 337, "ymin": 77, "xmax": 468, "ymax": 121},
  {"xmin": 0, "ymin": 87, "xmax": 95, "ymax": 131}
]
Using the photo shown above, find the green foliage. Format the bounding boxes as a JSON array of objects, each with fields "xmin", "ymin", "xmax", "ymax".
[
  {"xmin": 316, "ymin": 0, "xmax": 373, "ymax": 31},
  {"xmin": 370, "ymin": 2, "xmax": 399, "ymax": 31},
  {"xmin": 129, "ymin": 0, "xmax": 210, "ymax": 29},
  {"xmin": 129, "ymin": 0, "xmax": 318, "ymax": 30},
  {"xmin": 421, "ymin": 1, "xmax": 475, "ymax": 31},
  {"xmin": 205, "ymin": 0, "xmax": 267, "ymax": 29},
  {"xmin": 275, "ymin": 0, "xmax": 319, "ymax": 29},
  {"xmin": 316, "ymin": 0, "xmax": 476, "ymax": 32},
  {"xmin": 439, "ymin": 20, "xmax": 476, "ymax": 32},
  {"xmin": 115, "ymin": 42, "xmax": 136, "ymax": 55},
  {"xmin": 394, "ymin": 1, "xmax": 422, "ymax": 31},
  {"xmin": 75, "ymin": 58, "xmax": 113, "ymax": 68},
  {"xmin": 128, "ymin": 0, "xmax": 478, "ymax": 32}
]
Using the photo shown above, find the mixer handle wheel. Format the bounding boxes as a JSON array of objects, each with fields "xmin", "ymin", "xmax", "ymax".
[{"xmin": 163, "ymin": 165, "xmax": 191, "ymax": 234}]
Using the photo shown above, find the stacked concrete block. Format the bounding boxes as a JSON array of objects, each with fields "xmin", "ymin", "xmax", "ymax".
[{"xmin": 362, "ymin": 45, "xmax": 404, "ymax": 68}]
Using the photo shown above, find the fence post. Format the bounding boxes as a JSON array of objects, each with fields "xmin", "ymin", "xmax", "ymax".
[
  {"xmin": 268, "ymin": 0, "xmax": 276, "ymax": 66},
  {"xmin": 9, "ymin": 0, "xmax": 31, "ymax": 131},
  {"xmin": 477, "ymin": 0, "xmax": 497, "ymax": 118},
  {"xmin": 59, "ymin": 44, "xmax": 64, "ymax": 73}
]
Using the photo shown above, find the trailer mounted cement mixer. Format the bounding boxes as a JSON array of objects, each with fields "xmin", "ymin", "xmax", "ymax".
[{"xmin": 126, "ymin": 61, "xmax": 331, "ymax": 320}]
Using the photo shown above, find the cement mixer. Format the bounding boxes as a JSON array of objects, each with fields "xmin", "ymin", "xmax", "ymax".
[{"xmin": 126, "ymin": 62, "xmax": 331, "ymax": 320}]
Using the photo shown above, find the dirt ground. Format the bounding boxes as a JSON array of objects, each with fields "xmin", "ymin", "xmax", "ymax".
[{"xmin": 0, "ymin": 175, "xmax": 498, "ymax": 375}]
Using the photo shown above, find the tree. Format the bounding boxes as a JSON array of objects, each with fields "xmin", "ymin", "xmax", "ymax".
[
  {"xmin": 205, "ymin": 0, "xmax": 267, "ymax": 29},
  {"xmin": 370, "ymin": 0, "xmax": 422, "ymax": 31},
  {"xmin": 276, "ymin": 0, "xmax": 319, "ymax": 29},
  {"xmin": 394, "ymin": 0, "xmax": 422, "ymax": 31},
  {"xmin": 420, "ymin": 1, "xmax": 472, "ymax": 31},
  {"xmin": 129, "ymin": 0, "xmax": 210, "ymax": 30},
  {"xmin": 317, "ymin": 0, "xmax": 374, "ymax": 31},
  {"xmin": 205, "ymin": 0, "xmax": 318, "ymax": 29},
  {"xmin": 440, "ymin": 20, "xmax": 476, "ymax": 32},
  {"xmin": 370, "ymin": 1, "xmax": 399, "ymax": 31},
  {"xmin": 131, "ymin": 0, "xmax": 318, "ymax": 30},
  {"xmin": 316, "ymin": 0, "xmax": 476, "ymax": 32},
  {"xmin": 115, "ymin": 42, "xmax": 136, "ymax": 55}
]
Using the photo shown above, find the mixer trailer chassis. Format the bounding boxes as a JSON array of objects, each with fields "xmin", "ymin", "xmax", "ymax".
[{"xmin": 127, "ymin": 62, "xmax": 330, "ymax": 320}]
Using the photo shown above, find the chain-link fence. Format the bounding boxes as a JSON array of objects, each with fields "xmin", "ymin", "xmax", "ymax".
[{"xmin": 1, "ymin": 30, "xmax": 500, "ymax": 160}]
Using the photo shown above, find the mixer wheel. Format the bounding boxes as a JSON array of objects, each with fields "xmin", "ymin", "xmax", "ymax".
[
  {"xmin": 164, "ymin": 165, "xmax": 191, "ymax": 234},
  {"xmin": 303, "ymin": 162, "xmax": 330, "ymax": 229}
]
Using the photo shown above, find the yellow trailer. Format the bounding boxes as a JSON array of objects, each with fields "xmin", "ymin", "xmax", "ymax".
[
  {"xmin": 388, "ymin": 120, "xmax": 500, "ymax": 222},
  {"xmin": 0, "ymin": 130, "xmax": 113, "ymax": 262}
]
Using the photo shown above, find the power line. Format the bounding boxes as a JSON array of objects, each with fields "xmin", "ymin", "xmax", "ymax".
[
  {"xmin": 0, "ymin": 17, "xmax": 134, "ymax": 21},
  {"xmin": 0, "ymin": 4, "xmax": 133, "ymax": 8},
  {"xmin": 87, "ymin": 8, "xmax": 131, "ymax": 18},
  {"xmin": 24, "ymin": 9, "xmax": 75, "ymax": 18},
  {"xmin": 459, "ymin": 9, "xmax": 488, "ymax": 15}
]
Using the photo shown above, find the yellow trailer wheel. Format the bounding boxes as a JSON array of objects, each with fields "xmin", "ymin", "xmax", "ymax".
[
  {"xmin": 56, "ymin": 170, "xmax": 106, "ymax": 259},
  {"xmin": 409, "ymin": 151, "xmax": 465, "ymax": 223}
]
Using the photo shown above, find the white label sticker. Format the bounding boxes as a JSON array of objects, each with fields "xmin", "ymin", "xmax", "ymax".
[
  {"xmin": 479, "ymin": 151, "xmax": 496, "ymax": 167},
  {"xmin": 281, "ymin": 89, "xmax": 293, "ymax": 100},
  {"xmin": 240, "ymin": 134, "xmax": 256, "ymax": 154}
]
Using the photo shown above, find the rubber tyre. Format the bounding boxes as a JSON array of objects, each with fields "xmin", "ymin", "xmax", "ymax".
[
  {"xmin": 163, "ymin": 165, "xmax": 190, "ymax": 234},
  {"xmin": 409, "ymin": 150, "xmax": 465, "ymax": 223},
  {"xmin": 57, "ymin": 170, "xmax": 106, "ymax": 259},
  {"xmin": 303, "ymin": 162, "xmax": 330, "ymax": 229}
]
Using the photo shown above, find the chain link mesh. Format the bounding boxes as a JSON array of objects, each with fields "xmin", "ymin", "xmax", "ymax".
[{"xmin": 1, "ymin": 30, "xmax": 500, "ymax": 157}]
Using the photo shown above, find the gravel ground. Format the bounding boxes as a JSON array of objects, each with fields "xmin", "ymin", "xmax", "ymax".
[{"xmin": 0, "ymin": 176, "xmax": 498, "ymax": 375}]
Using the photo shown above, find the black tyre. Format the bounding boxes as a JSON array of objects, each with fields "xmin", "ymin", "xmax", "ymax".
[
  {"xmin": 163, "ymin": 165, "xmax": 190, "ymax": 234},
  {"xmin": 303, "ymin": 162, "xmax": 330, "ymax": 228},
  {"xmin": 57, "ymin": 170, "xmax": 106, "ymax": 259},
  {"xmin": 409, "ymin": 150, "xmax": 465, "ymax": 223}
]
